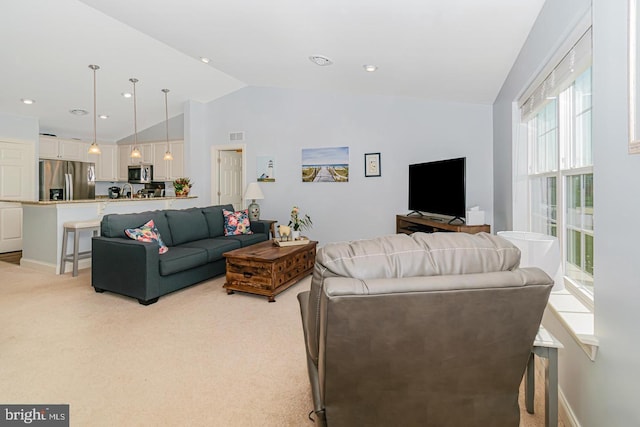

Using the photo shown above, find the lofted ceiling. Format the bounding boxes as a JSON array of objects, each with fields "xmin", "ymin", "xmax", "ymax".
[{"xmin": 1, "ymin": 0, "xmax": 545, "ymax": 142}]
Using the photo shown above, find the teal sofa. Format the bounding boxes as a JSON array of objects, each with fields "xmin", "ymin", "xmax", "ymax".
[{"xmin": 91, "ymin": 204, "xmax": 270, "ymax": 305}]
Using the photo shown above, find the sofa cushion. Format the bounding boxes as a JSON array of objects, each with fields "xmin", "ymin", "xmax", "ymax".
[
  {"xmin": 158, "ymin": 246, "xmax": 208, "ymax": 276},
  {"xmin": 101, "ymin": 210, "xmax": 173, "ymax": 247},
  {"xmin": 166, "ymin": 209, "xmax": 209, "ymax": 246},
  {"xmin": 179, "ymin": 238, "xmax": 241, "ymax": 262},
  {"xmin": 224, "ymin": 233, "xmax": 268, "ymax": 247},
  {"xmin": 223, "ymin": 209, "xmax": 253, "ymax": 235},
  {"xmin": 316, "ymin": 232, "xmax": 520, "ymax": 280},
  {"xmin": 124, "ymin": 219, "xmax": 169, "ymax": 254},
  {"xmin": 202, "ymin": 205, "xmax": 232, "ymax": 238}
]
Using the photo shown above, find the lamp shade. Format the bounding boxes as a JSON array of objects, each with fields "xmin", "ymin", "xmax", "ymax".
[
  {"xmin": 497, "ymin": 231, "xmax": 565, "ymax": 292},
  {"xmin": 244, "ymin": 182, "xmax": 264, "ymax": 200}
]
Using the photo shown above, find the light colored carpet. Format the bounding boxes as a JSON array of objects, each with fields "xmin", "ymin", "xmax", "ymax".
[{"xmin": 0, "ymin": 262, "xmax": 555, "ymax": 426}]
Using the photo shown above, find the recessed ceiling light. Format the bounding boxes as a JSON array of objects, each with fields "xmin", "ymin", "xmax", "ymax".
[
  {"xmin": 309, "ymin": 55, "xmax": 333, "ymax": 66},
  {"xmin": 200, "ymin": 57, "xmax": 211, "ymax": 64},
  {"xmin": 99, "ymin": 114, "xmax": 109, "ymax": 119},
  {"xmin": 122, "ymin": 92, "xmax": 132, "ymax": 98},
  {"xmin": 69, "ymin": 109, "xmax": 88, "ymax": 116},
  {"xmin": 21, "ymin": 98, "xmax": 35, "ymax": 105},
  {"xmin": 363, "ymin": 64, "xmax": 378, "ymax": 72}
]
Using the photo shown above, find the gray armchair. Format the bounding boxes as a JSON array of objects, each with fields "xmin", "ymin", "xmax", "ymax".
[{"xmin": 297, "ymin": 232, "xmax": 553, "ymax": 426}]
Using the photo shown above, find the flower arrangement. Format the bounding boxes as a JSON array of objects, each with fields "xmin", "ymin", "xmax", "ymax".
[
  {"xmin": 289, "ymin": 206, "xmax": 313, "ymax": 232},
  {"xmin": 173, "ymin": 177, "xmax": 193, "ymax": 196}
]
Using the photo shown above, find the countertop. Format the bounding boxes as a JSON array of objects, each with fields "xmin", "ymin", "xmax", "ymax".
[{"xmin": 10, "ymin": 196, "xmax": 198, "ymax": 205}]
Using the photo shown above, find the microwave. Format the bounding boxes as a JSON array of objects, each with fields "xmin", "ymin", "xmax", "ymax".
[{"xmin": 128, "ymin": 164, "xmax": 153, "ymax": 183}]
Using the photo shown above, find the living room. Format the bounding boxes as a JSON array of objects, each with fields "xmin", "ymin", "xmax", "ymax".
[{"xmin": 1, "ymin": 0, "xmax": 640, "ymax": 426}]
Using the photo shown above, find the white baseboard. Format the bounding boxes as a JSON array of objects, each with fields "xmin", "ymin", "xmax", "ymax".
[
  {"xmin": 559, "ymin": 386, "xmax": 581, "ymax": 427},
  {"xmin": 20, "ymin": 258, "xmax": 91, "ymax": 275}
]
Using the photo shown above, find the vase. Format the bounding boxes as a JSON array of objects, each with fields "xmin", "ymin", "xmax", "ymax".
[
  {"xmin": 175, "ymin": 189, "xmax": 189, "ymax": 197},
  {"xmin": 291, "ymin": 230, "xmax": 300, "ymax": 240}
]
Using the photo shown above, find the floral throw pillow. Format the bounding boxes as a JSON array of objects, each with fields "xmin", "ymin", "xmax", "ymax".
[
  {"xmin": 223, "ymin": 209, "xmax": 253, "ymax": 236},
  {"xmin": 124, "ymin": 219, "xmax": 169, "ymax": 254}
]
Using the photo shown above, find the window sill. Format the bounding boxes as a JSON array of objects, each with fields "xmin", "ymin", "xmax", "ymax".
[{"xmin": 547, "ymin": 289, "xmax": 599, "ymax": 361}]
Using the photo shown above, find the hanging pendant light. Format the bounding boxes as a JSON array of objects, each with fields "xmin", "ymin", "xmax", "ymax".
[
  {"xmin": 129, "ymin": 78, "xmax": 142, "ymax": 159},
  {"xmin": 87, "ymin": 64, "xmax": 101, "ymax": 155},
  {"xmin": 162, "ymin": 89, "xmax": 173, "ymax": 161}
]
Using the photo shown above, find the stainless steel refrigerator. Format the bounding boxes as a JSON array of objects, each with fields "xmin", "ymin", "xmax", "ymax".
[{"xmin": 39, "ymin": 159, "xmax": 96, "ymax": 201}]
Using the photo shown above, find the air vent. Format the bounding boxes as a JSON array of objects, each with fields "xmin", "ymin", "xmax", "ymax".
[
  {"xmin": 229, "ymin": 131, "xmax": 244, "ymax": 141},
  {"xmin": 309, "ymin": 55, "xmax": 333, "ymax": 66}
]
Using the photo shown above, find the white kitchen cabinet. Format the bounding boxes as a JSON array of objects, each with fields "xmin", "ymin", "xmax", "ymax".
[
  {"xmin": 152, "ymin": 141, "xmax": 184, "ymax": 181},
  {"xmin": 140, "ymin": 143, "xmax": 153, "ymax": 164},
  {"xmin": 88, "ymin": 144, "xmax": 118, "ymax": 181},
  {"xmin": 117, "ymin": 144, "xmax": 132, "ymax": 181},
  {"xmin": 39, "ymin": 136, "xmax": 87, "ymax": 161},
  {"xmin": 118, "ymin": 143, "xmax": 153, "ymax": 180}
]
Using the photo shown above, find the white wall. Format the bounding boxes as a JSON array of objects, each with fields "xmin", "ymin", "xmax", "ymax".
[
  {"xmin": 494, "ymin": 0, "xmax": 640, "ymax": 425},
  {"xmin": 196, "ymin": 86, "xmax": 493, "ymax": 246},
  {"xmin": 117, "ymin": 114, "xmax": 184, "ymax": 144}
]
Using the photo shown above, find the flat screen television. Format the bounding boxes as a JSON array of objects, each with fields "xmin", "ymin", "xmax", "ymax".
[{"xmin": 408, "ymin": 157, "xmax": 466, "ymax": 221}]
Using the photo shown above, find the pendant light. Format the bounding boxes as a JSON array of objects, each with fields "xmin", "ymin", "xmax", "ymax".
[
  {"xmin": 162, "ymin": 89, "xmax": 173, "ymax": 161},
  {"xmin": 87, "ymin": 64, "xmax": 101, "ymax": 155},
  {"xmin": 129, "ymin": 78, "xmax": 142, "ymax": 159}
]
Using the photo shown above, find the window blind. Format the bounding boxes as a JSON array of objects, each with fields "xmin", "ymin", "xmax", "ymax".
[{"xmin": 519, "ymin": 28, "xmax": 592, "ymax": 121}]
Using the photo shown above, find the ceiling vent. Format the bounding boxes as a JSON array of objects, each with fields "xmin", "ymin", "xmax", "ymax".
[
  {"xmin": 229, "ymin": 131, "xmax": 244, "ymax": 141},
  {"xmin": 309, "ymin": 55, "xmax": 333, "ymax": 66}
]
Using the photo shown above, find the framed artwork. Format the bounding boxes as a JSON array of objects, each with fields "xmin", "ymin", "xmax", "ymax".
[
  {"xmin": 257, "ymin": 156, "xmax": 275, "ymax": 182},
  {"xmin": 301, "ymin": 147, "xmax": 349, "ymax": 182},
  {"xmin": 364, "ymin": 152, "xmax": 381, "ymax": 177},
  {"xmin": 630, "ymin": 0, "xmax": 640, "ymax": 153}
]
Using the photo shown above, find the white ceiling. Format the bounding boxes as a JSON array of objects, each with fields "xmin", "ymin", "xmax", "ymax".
[{"xmin": 1, "ymin": 0, "xmax": 545, "ymax": 142}]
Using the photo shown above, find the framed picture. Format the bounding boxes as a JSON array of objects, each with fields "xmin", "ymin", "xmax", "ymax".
[
  {"xmin": 257, "ymin": 156, "xmax": 275, "ymax": 182},
  {"xmin": 630, "ymin": 0, "xmax": 640, "ymax": 153},
  {"xmin": 364, "ymin": 152, "xmax": 381, "ymax": 177},
  {"xmin": 301, "ymin": 147, "xmax": 349, "ymax": 182}
]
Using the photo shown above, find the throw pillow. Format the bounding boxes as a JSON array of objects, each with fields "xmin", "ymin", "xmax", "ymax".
[
  {"xmin": 124, "ymin": 219, "xmax": 169, "ymax": 254},
  {"xmin": 223, "ymin": 209, "xmax": 253, "ymax": 236}
]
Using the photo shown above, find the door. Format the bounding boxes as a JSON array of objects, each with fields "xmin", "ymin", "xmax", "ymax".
[
  {"xmin": 218, "ymin": 150, "xmax": 243, "ymax": 210},
  {"xmin": 0, "ymin": 139, "xmax": 36, "ymax": 252},
  {"xmin": 67, "ymin": 161, "xmax": 95, "ymax": 200},
  {"xmin": 39, "ymin": 159, "xmax": 65, "ymax": 200}
]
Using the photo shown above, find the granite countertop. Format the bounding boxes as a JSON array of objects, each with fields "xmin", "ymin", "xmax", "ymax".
[{"xmin": 14, "ymin": 196, "xmax": 197, "ymax": 205}]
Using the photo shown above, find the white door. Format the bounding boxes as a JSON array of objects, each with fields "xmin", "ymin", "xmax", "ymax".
[
  {"xmin": 0, "ymin": 139, "xmax": 36, "ymax": 252},
  {"xmin": 218, "ymin": 150, "xmax": 243, "ymax": 210}
]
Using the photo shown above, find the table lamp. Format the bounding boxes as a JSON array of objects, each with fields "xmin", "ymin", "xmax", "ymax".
[
  {"xmin": 497, "ymin": 231, "xmax": 565, "ymax": 292},
  {"xmin": 244, "ymin": 182, "xmax": 264, "ymax": 221}
]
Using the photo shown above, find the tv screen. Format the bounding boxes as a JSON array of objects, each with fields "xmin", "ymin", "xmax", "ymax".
[{"xmin": 408, "ymin": 157, "xmax": 466, "ymax": 220}]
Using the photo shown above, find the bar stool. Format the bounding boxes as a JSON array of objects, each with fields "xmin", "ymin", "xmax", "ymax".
[{"xmin": 60, "ymin": 220, "xmax": 101, "ymax": 277}]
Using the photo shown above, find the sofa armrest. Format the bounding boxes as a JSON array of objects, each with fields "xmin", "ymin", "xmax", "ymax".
[
  {"xmin": 91, "ymin": 236, "xmax": 161, "ymax": 303},
  {"xmin": 249, "ymin": 220, "xmax": 271, "ymax": 238}
]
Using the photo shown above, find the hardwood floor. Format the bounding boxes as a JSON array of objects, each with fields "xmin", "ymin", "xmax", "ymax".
[{"xmin": 0, "ymin": 251, "xmax": 21, "ymax": 265}]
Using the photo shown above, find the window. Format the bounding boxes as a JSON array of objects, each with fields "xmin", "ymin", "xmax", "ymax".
[{"xmin": 520, "ymin": 29, "xmax": 594, "ymax": 299}]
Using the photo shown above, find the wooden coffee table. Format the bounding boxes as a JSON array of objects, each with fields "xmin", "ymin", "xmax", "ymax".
[{"xmin": 223, "ymin": 239, "xmax": 317, "ymax": 302}]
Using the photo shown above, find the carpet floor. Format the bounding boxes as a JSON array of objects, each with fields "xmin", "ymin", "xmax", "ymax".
[{"xmin": 0, "ymin": 261, "xmax": 558, "ymax": 426}]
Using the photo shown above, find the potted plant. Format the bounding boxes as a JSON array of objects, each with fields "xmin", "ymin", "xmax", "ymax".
[
  {"xmin": 173, "ymin": 177, "xmax": 193, "ymax": 197},
  {"xmin": 288, "ymin": 205, "xmax": 312, "ymax": 239}
]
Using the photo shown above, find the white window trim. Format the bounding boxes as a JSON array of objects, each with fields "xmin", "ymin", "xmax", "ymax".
[
  {"xmin": 547, "ymin": 287, "xmax": 598, "ymax": 361},
  {"xmin": 511, "ymin": 10, "xmax": 598, "ymax": 360}
]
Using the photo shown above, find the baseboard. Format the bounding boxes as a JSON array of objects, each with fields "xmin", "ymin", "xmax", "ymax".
[
  {"xmin": 559, "ymin": 386, "xmax": 581, "ymax": 427},
  {"xmin": 20, "ymin": 258, "xmax": 91, "ymax": 275}
]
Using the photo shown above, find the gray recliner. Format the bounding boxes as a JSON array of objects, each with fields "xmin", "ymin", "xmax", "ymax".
[{"xmin": 297, "ymin": 232, "xmax": 553, "ymax": 427}]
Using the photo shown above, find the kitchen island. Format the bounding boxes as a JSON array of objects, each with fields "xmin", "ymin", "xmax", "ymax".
[{"xmin": 20, "ymin": 196, "xmax": 199, "ymax": 274}]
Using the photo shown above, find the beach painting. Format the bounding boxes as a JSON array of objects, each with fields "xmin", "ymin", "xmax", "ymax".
[
  {"xmin": 301, "ymin": 146, "xmax": 349, "ymax": 182},
  {"xmin": 257, "ymin": 156, "xmax": 276, "ymax": 182}
]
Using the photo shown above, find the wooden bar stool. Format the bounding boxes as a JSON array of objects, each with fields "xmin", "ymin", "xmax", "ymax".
[{"xmin": 60, "ymin": 220, "xmax": 101, "ymax": 277}]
